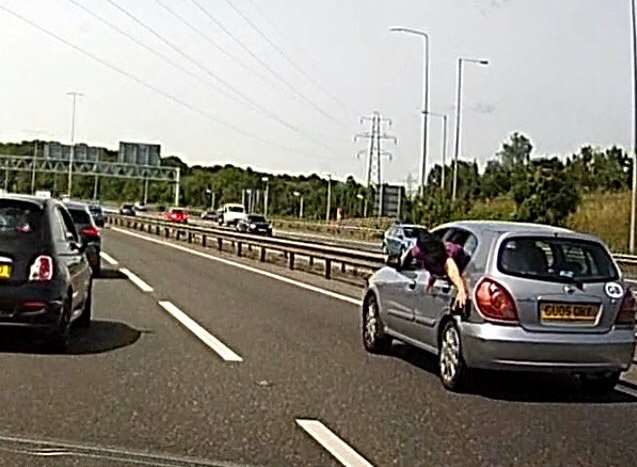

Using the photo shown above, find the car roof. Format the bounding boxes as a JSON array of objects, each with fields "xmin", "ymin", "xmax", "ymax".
[
  {"xmin": 0, "ymin": 193, "xmax": 50, "ymax": 209},
  {"xmin": 436, "ymin": 220, "xmax": 573, "ymax": 235},
  {"xmin": 391, "ymin": 224, "xmax": 427, "ymax": 230},
  {"xmin": 224, "ymin": 203, "xmax": 245, "ymax": 208},
  {"xmin": 64, "ymin": 201, "xmax": 90, "ymax": 211}
]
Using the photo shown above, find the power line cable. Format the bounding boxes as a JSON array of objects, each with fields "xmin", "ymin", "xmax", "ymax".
[
  {"xmin": 189, "ymin": 0, "xmax": 347, "ymax": 128},
  {"xmin": 0, "ymin": 3, "xmax": 328, "ymax": 161},
  {"xmin": 153, "ymin": 0, "xmax": 336, "ymax": 153},
  {"xmin": 105, "ymin": 0, "xmax": 337, "ymax": 154},
  {"xmin": 240, "ymin": 0, "xmax": 357, "ymax": 120}
]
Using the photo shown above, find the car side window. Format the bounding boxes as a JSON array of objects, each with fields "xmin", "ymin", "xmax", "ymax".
[
  {"xmin": 52, "ymin": 208, "xmax": 67, "ymax": 242},
  {"xmin": 56, "ymin": 207, "xmax": 78, "ymax": 242}
]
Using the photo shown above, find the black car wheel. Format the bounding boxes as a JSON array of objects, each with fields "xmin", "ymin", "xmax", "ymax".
[
  {"xmin": 76, "ymin": 280, "xmax": 92, "ymax": 329},
  {"xmin": 48, "ymin": 299, "xmax": 72, "ymax": 351},
  {"xmin": 362, "ymin": 294, "xmax": 392, "ymax": 353},
  {"xmin": 581, "ymin": 371, "xmax": 621, "ymax": 395}
]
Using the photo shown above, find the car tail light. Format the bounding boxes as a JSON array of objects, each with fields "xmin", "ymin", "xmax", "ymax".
[
  {"xmin": 80, "ymin": 226, "xmax": 100, "ymax": 237},
  {"xmin": 475, "ymin": 278, "xmax": 519, "ymax": 322},
  {"xmin": 19, "ymin": 301, "xmax": 46, "ymax": 312},
  {"xmin": 616, "ymin": 288, "xmax": 636, "ymax": 325},
  {"xmin": 29, "ymin": 255, "xmax": 53, "ymax": 282}
]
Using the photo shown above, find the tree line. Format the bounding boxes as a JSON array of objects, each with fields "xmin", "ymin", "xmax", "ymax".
[{"xmin": 0, "ymin": 135, "xmax": 633, "ymax": 226}]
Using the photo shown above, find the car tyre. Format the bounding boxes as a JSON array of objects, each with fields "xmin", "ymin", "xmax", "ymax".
[
  {"xmin": 362, "ymin": 294, "xmax": 392, "ymax": 354},
  {"xmin": 439, "ymin": 320, "xmax": 469, "ymax": 391},
  {"xmin": 581, "ymin": 371, "xmax": 621, "ymax": 395},
  {"xmin": 48, "ymin": 300, "xmax": 72, "ymax": 351},
  {"xmin": 76, "ymin": 280, "xmax": 92, "ymax": 329}
]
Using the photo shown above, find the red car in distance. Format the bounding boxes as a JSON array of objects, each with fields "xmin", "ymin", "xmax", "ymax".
[{"xmin": 164, "ymin": 208, "xmax": 188, "ymax": 224}]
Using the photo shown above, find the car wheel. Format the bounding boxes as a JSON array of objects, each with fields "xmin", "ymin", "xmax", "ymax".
[
  {"xmin": 362, "ymin": 294, "xmax": 392, "ymax": 353},
  {"xmin": 48, "ymin": 299, "xmax": 72, "ymax": 351},
  {"xmin": 581, "ymin": 371, "xmax": 621, "ymax": 394},
  {"xmin": 76, "ymin": 280, "xmax": 92, "ymax": 329},
  {"xmin": 439, "ymin": 320, "xmax": 469, "ymax": 391}
]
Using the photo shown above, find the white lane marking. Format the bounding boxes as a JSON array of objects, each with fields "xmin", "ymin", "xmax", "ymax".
[
  {"xmin": 296, "ymin": 419, "xmax": 374, "ymax": 467},
  {"xmin": 111, "ymin": 227, "xmax": 362, "ymax": 306},
  {"xmin": 617, "ymin": 382, "xmax": 637, "ymax": 399},
  {"xmin": 99, "ymin": 251, "xmax": 118, "ymax": 265},
  {"xmin": 119, "ymin": 268, "xmax": 154, "ymax": 293},
  {"xmin": 158, "ymin": 301, "xmax": 243, "ymax": 362},
  {"xmin": 626, "ymin": 279, "xmax": 637, "ymax": 285}
]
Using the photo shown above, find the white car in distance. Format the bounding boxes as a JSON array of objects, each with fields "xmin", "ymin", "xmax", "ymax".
[{"xmin": 219, "ymin": 203, "xmax": 247, "ymax": 227}]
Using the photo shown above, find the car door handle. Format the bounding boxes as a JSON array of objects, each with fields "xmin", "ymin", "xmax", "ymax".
[{"xmin": 408, "ymin": 280, "xmax": 417, "ymax": 290}]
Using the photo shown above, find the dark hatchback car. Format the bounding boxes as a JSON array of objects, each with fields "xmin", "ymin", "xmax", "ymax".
[
  {"xmin": 65, "ymin": 202, "xmax": 101, "ymax": 277},
  {"xmin": 0, "ymin": 195, "xmax": 92, "ymax": 349},
  {"xmin": 119, "ymin": 203, "xmax": 135, "ymax": 216},
  {"xmin": 89, "ymin": 204, "xmax": 105, "ymax": 227},
  {"xmin": 236, "ymin": 214, "xmax": 272, "ymax": 235}
]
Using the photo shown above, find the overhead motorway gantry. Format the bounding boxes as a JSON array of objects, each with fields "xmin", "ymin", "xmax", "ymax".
[{"xmin": 0, "ymin": 154, "xmax": 181, "ymax": 206}]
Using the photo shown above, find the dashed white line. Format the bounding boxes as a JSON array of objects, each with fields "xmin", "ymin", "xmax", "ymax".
[
  {"xmin": 119, "ymin": 268, "xmax": 154, "ymax": 293},
  {"xmin": 296, "ymin": 419, "xmax": 374, "ymax": 467},
  {"xmin": 111, "ymin": 227, "xmax": 362, "ymax": 306},
  {"xmin": 99, "ymin": 251, "xmax": 118, "ymax": 265},
  {"xmin": 617, "ymin": 382, "xmax": 637, "ymax": 399},
  {"xmin": 158, "ymin": 301, "xmax": 243, "ymax": 362}
]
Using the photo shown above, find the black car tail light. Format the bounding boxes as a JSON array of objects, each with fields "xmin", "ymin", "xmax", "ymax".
[
  {"xmin": 80, "ymin": 226, "xmax": 100, "ymax": 238},
  {"xmin": 29, "ymin": 255, "xmax": 53, "ymax": 282}
]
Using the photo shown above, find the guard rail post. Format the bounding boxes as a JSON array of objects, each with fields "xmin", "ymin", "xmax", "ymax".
[
  {"xmin": 217, "ymin": 238, "xmax": 223, "ymax": 251},
  {"xmin": 259, "ymin": 246, "xmax": 266, "ymax": 262},
  {"xmin": 237, "ymin": 242, "xmax": 243, "ymax": 257},
  {"xmin": 288, "ymin": 252, "xmax": 295, "ymax": 270},
  {"xmin": 202, "ymin": 234, "xmax": 207, "ymax": 248},
  {"xmin": 325, "ymin": 259, "xmax": 332, "ymax": 279}
]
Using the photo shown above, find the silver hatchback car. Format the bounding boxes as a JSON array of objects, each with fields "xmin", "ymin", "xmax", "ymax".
[{"xmin": 362, "ymin": 221, "xmax": 636, "ymax": 392}]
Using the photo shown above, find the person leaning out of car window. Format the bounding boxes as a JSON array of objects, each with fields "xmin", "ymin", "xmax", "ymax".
[{"xmin": 400, "ymin": 231, "xmax": 469, "ymax": 309}]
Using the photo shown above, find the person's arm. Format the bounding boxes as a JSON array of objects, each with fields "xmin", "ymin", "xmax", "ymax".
[{"xmin": 444, "ymin": 257, "xmax": 468, "ymax": 309}]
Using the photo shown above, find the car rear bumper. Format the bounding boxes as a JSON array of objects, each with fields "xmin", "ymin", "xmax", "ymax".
[
  {"xmin": 0, "ymin": 280, "xmax": 66, "ymax": 329},
  {"xmin": 461, "ymin": 322, "xmax": 636, "ymax": 372}
]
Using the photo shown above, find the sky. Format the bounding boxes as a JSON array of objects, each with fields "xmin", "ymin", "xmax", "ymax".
[{"xmin": 0, "ymin": 0, "xmax": 633, "ymax": 186}]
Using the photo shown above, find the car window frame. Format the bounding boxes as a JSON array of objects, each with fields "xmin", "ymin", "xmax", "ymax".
[{"xmin": 56, "ymin": 206, "xmax": 79, "ymax": 243}]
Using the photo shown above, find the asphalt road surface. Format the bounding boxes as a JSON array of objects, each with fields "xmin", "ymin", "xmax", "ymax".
[{"xmin": 1, "ymin": 227, "xmax": 637, "ymax": 466}]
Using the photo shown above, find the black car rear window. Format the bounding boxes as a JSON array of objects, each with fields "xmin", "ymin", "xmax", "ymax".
[
  {"xmin": 228, "ymin": 206, "xmax": 244, "ymax": 213},
  {"xmin": 403, "ymin": 228, "xmax": 425, "ymax": 238},
  {"xmin": 89, "ymin": 206, "xmax": 102, "ymax": 215},
  {"xmin": 498, "ymin": 237, "xmax": 618, "ymax": 283},
  {"xmin": 249, "ymin": 215, "xmax": 266, "ymax": 222},
  {"xmin": 68, "ymin": 208, "xmax": 92, "ymax": 225},
  {"xmin": 0, "ymin": 200, "xmax": 42, "ymax": 235}
]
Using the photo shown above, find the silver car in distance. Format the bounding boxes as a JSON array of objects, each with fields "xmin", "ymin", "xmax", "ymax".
[{"xmin": 362, "ymin": 221, "xmax": 636, "ymax": 392}]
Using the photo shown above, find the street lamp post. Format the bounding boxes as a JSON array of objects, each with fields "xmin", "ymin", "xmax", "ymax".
[
  {"xmin": 262, "ymin": 177, "xmax": 269, "ymax": 217},
  {"xmin": 206, "ymin": 187, "xmax": 215, "ymax": 210},
  {"xmin": 293, "ymin": 191, "xmax": 304, "ymax": 218},
  {"xmin": 631, "ymin": 0, "xmax": 637, "ymax": 252},
  {"xmin": 66, "ymin": 91, "xmax": 83, "ymax": 198},
  {"xmin": 390, "ymin": 27, "xmax": 430, "ymax": 195},
  {"xmin": 452, "ymin": 58, "xmax": 488, "ymax": 201},
  {"xmin": 422, "ymin": 111, "xmax": 448, "ymax": 190},
  {"xmin": 325, "ymin": 175, "xmax": 332, "ymax": 223}
]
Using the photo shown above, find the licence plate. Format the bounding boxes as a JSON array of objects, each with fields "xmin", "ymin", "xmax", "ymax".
[
  {"xmin": 0, "ymin": 264, "xmax": 12, "ymax": 279},
  {"xmin": 540, "ymin": 302, "xmax": 599, "ymax": 323}
]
